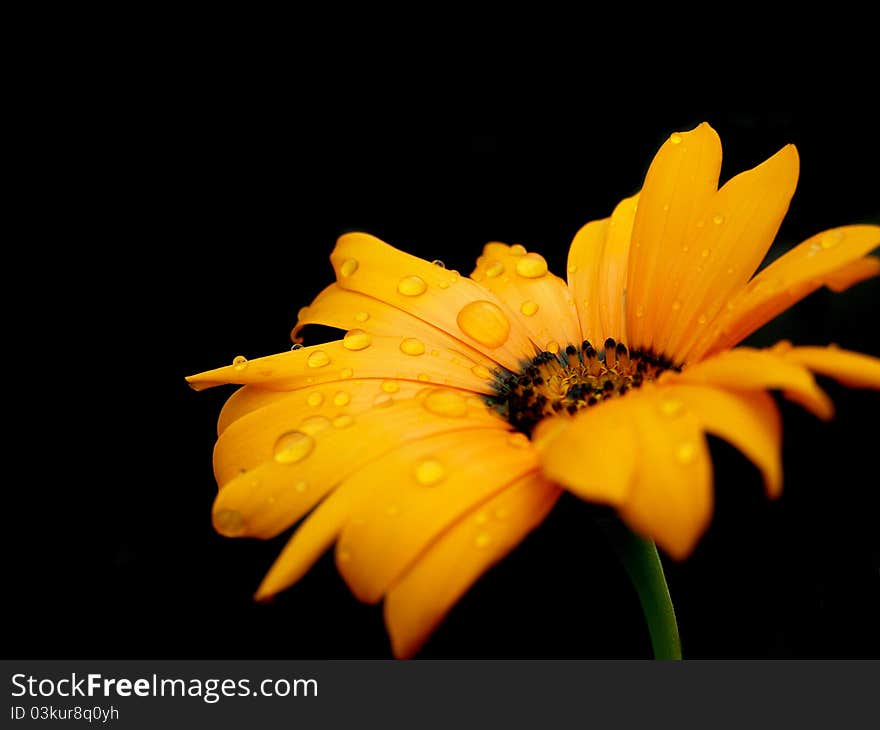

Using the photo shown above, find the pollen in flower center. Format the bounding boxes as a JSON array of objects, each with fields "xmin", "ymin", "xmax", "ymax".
[{"xmin": 489, "ymin": 338, "xmax": 679, "ymax": 435}]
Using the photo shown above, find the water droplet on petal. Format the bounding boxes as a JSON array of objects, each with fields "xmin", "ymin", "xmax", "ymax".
[
  {"xmin": 307, "ymin": 391, "xmax": 324, "ymax": 407},
  {"xmin": 333, "ymin": 391, "xmax": 350, "ymax": 407},
  {"xmin": 520, "ymin": 300, "xmax": 539, "ymax": 316},
  {"xmin": 382, "ymin": 380, "xmax": 400, "ymax": 393},
  {"xmin": 307, "ymin": 350, "xmax": 330, "ymax": 368},
  {"xmin": 343, "ymin": 328, "xmax": 372, "ymax": 351},
  {"xmin": 662, "ymin": 203, "xmax": 670, "ymax": 212},
  {"xmin": 671, "ymin": 300, "xmax": 682, "ymax": 311},
  {"xmin": 432, "ymin": 259, "xmax": 446, "ymax": 268},
  {"xmin": 676, "ymin": 441, "xmax": 697, "ymax": 464},
  {"xmin": 507, "ymin": 432, "xmax": 530, "ymax": 448},
  {"xmin": 712, "ymin": 214, "xmax": 724, "ymax": 225},
  {"xmin": 340, "ymin": 258, "xmax": 358, "ymax": 277},
  {"xmin": 414, "ymin": 459, "xmax": 446, "ymax": 486},
  {"xmin": 659, "ymin": 398, "xmax": 684, "ymax": 417},
  {"xmin": 701, "ymin": 248, "xmax": 711, "ymax": 258},
  {"xmin": 670, "ymin": 133, "xmax": 683, "ymax": 145},
  {"xmin": 423, "ymin": 389, "xmax": 468, "ymax": 417},
  {"xmin": 291, "ymin": 343, "xmax": 304, "ymax": 351},
  {"xmin": 475, "ymin": 512, "xmax": 488, "ymax": 525},
  {"xmin": 295, "ymin": 480, "xmax": 308, "ymax": 493},
  {"xmin": 568, "ymin": 263, "xmax": 578, "ymax": 274},
  {"xmin": 697, "ymin": 314, "xmax": 707, "ymax": 325},
  {"xmin": 485, "ymin": 261, "xmax": 505, "ymax": 278},
  {"xmin": 398, "ymin": 275, "xmax": 427, "ymax": 296},
  {"xmin": 471, "ymin": 364, "xmax": 492, "ymax": 380},
  {"xmin": 400, "ymin": 337, "xmax": 426, "ymax": 356},
  {"xmin": 215, "ymin": 509, "xmax": 245, "ymax": 537},
  {"xmin": 299, "ymin": 414, "xmax": 332, "ymax": 435},
  {"xmin": 474, "ymin": 532, "xmax": 491, "ymax": 548},
  {"xmin": 417, "ymin": 373, "xmax": 431, "ymax": 382},
  {"xmin": 456, "ymin": 300, "xmax": 511, "ymax": 348},
  {"xmin": 821, "ymin": 231, "xmax": 843, "ymax": 249},
  {"xmin": 515, "ymin": 252, "xmax": 548, "ymax": 278},
  {"xmin": 333, "ymin": 414, "xmax": 353, "ymax": 429},
  {"xmin": 341, "ymin": 367, "xmax": 353, "ymax": 379},
  {"xmin": 374, "ymin": 393, "xmax": 393, "ymax": 407},
  {"xmin": 273, "ymin": 431, "xmax": 316, "ymax": 464},
  {"xmin": 354, "ymin": 311, "xmax": 370, "ymax": 323},
  {"xmin": 546, "ymin": 340, "xmax": 560, "ymax": 354},
  {"xmin": 232, "ymin": 355, "xmax": 248, "ymax": 371},
  {"xmin": 509, "ymin": 244, "xmax": 527, "ymax": 256}
]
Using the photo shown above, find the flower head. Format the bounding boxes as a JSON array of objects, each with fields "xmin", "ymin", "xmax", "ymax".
[{"xmin": 188, "ymin": 123, "xmax": 880, "ymax": 658}]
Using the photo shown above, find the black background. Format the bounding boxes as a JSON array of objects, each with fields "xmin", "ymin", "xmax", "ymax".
[{"xmin": 13, "ymin": 100, "xmax": 879, "ymax": 660}]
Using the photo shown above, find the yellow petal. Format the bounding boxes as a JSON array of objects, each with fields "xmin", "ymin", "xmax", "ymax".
[
  {"xmin": 335, "ymin": 428, "xmax": 540, "ymax": 604},
  {"xmin": 823, "ymin": 256, "xmax": 880, "ymax": 293},
  {"xmin": 618, "ymin": 387, "xmax": 714, "ymax": 560},
  {"xmin": 688, "ymin": 225, "xmax": 880, "ymax": 360},
  {"xmin": 567, "ymin": 195, "xmax": 639, "ymax": 346},
  {"xmin": 664, "ymin": 384, "xmax": 782, "ymax": 498},
  {"xmin": 535, "ymin": 395, "xmax": 638, "ymax": 506},
  {"xmin": 671, "ymin": 347, "xmax": 833, "ymax": 420},
  {"xmin": 472, "ymin": 242, "xmax": 581, "ymax": 352},
  {"xmin": 186, "ymin": 337, "xmax": 496, "ymax": 394},
  {"xmin": 625, "ymin": 123, "xmax": 722, "ymax": 352},
  {"xmin": 384, "ymin": 472, "xmax": 561, "ymax": 658},
  {"xmin": 659, "ymin": 145, "xmax": 800, "ymax": 362},
  {"xmin": 214, "ymin": 390, "xmax": 505, "ymax": 540},
  {"xmin": 217, "ymin": 386, "xmax": 291, "ymax": 435},
  {"xmin": 330, "ymin": 232, "xmax": 535, "ymax": 369},
  {"xmin": 780, "ymin": 346, "xmax": 880, "ymax": 389},
  {"xmin": 292, "ymin": 283, "xmax": 499, "ymax": 375}
]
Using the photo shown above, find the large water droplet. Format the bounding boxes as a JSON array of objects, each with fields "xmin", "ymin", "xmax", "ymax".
[
  {"xmin": 307, "ymin": 350, "xmax": 330, "ymax": 368},
  {"xmin": 215, "ymin": 509, "xmax": 245, "ymax": 537},
  {"xmin": 340, "ymin": 258, "xmax": 359, "ymax": 277},
  {"xmin": 423, "ymin": 389, "xmax": 468, "ymax": 417},
  {"xmin": 343, "ymin": 329, "xmax": 372, "ymax": 351},
  {"xmin": 273, "ymin": 431, "xmax": 315, "ymax": 464},
  {"xmin": 515, "ymin": 252, "xmax": 548, "ymax": 278},
  {"xmin": 414, "ymin": 459, "xmax": 446, "ymax": 486},
  {"xmin": 520, "ymin": 300, "xmax": 539, "ymax": 317},
  {"xmin": 232, "ymin": 355, "xmax": 248, "ymax": 371},
  {"xmin": 456, "ymin": 300, "xmax": 511, "ymax": 348},
  {"xmin": 400, "ymin": 337, "xmax": 426, "ymax": 356},
  {"xmin": 398, "ymin": 275, "xmax": 427, "ymax": 296}
]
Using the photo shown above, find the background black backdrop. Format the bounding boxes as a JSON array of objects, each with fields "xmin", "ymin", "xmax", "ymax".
[{"xmin": 13, "ymin": 104, "xmax": 879, "ymax": 660}]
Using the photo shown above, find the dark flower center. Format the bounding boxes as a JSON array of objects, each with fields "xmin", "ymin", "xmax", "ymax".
[{"xmin": 488, "ymin": 338, "xmax": 679, "ymax": 435}]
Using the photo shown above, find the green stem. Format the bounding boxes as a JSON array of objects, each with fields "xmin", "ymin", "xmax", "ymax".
[{"xmin": 596, "ymin": 512, "xmax": 682, "ymax": 659}]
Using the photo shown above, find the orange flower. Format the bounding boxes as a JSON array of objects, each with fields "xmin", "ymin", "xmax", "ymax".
[{"xmin": 187, "ymin": 123, "xmax": 880, "ymax": 658}]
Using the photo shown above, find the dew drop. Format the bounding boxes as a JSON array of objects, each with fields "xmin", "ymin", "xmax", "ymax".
[
  {"xmin": 676, "ymin": 442, "xmax": 697, "ymax": 464},
  {"xmin": 474, "ymin": 532, "xmax": 491, "ymax": 548},
  {"xmin": 438, "ymin": 280, "xmax": 450, "ymax": 289},
  {"xmin": 701, "ymin": 248, "xmax": 711, "ymax": 258},
  {"xmin": 475, "ymin": 512, "xmax": 489, "ymax": 525},
  {"xmin": 520, "ymin": 300, "xmax": 539, "ymax": 317},
  {"xmin": 432, "ymin": 259, "xmax": 446, "ymax": 268},
  {"xmin": 509, "ymin": 244, "xmax": 527, "ymax": 256},
  {"xmin": 712, "ymin": 214, "xmax": 724, "ymax": 225},
  {"xmin": 662, "ymin": 203, "xmax": 670, "ymax": 212},
  {"xmin": 568, "ymin": 263, "xmax": 578, "ymax": 274},
  {"xmin": 515, "ymin": 252, "xmax": 548, "ymax": 278},
  {"xmin": 671, "ymin": 300, "xmax": 682, "ymax": 311},
  {"xmin": 546, "ymin": 340, "xmax": 560, "ymax": 354},
  {"xmin": 232, "ymin": 355, "xmax": 248, "ymax": 371},
  {"xmin": 456, "ymin": 300, "xmax": 511, "ymax": 348},
  {"xmin": 215, "ymin": 510, "xmax": 245, "ymax": 537},
  {"xmin": 333, "ymin": 414, "xmax": 353, "ymax": 429},
  {"xmin": 681, "ymin": 244, "xmax": 690, "ymax": 252},
  {"xmin": 354, "ymin": 311, "xmax": 370, "ymax": 323},
  {"xmin": 400, "ymin": 337, "xmax": 426, "ymax": 356},
  {"xmin": 294, "ymin": 480, "xmax": 308, "ymax": 493},
  {"xmin": 290, "ymin": 343, "xmax": 304, "ymax": 351},
  {"xmin": 333, "ymin": 391, "xmax": 350, "ymax": 407},
  {"xmin": 307, "ymin": 350, "xmax": 330, "ymax": 368},
  {"xmin": 471, "ymin": 364, "xmax": 492, "ymax": 380},
  {"xmin": 658, "ymin": 398, "xmax": 684, "ymax": 417},
  {"xmin": 821, "ymin": 231, "xmax": 843, "ymax": 249},
  {"xmin": 670, "ymin": 133, "xmax": 683, "ymax": 145},
  {"xmin": 398, "ymin": 275, "xmax": 427, "ymax": 296},
  {"xmin": 340, "ymin": 258, "xmax": 359, "ymax": 277},
  {"xmin": 273, "ymin": 431, "xmax": 315, "ymax": 464},
  {"xmin": 306, "ymin": 391, "xmax": 324, "ymax": 407},
  {"xmin": 373, "ymin": 393, "xmax": 393, "ymax": 407},
  {"xmin": 382, "ymin": 380, "xmax": 400, "ymax": 393},
  {"xmin": 343, "ymin": 328, "xmax": 372, "ymax": 351},
  {"xmin": 507, "ymin": 432, "xmax": 531, "ymax": 449},
  {"xmin": 299, "ymin": 414, "xmax": 332, "ymax": 435},
  {"xmin": 485, "ymin": 261, "xmax": 505, "ymax": 278},
  {"xmin": 423, "ymin": 389, "xmax": 468, "ymax": 417},
  {"xmin": 417, "ymin": 373, "xmax": 431, "ymax": 382},
  {"xmin": 414, "ymin": 459, "xmax": 446, "ymax": 486},
  {"xmin": 341, "ymin": 367, "xmax": 353, "ymax": 379},
  {"xmin": 697, "ymin": 314, "xmax": 707, "ymax": 325}
]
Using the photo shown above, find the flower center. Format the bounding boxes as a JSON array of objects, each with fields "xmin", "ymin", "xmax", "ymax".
[{"xmin": 489, "ymin": 338, "xmax": 679, "ymax": 435}]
